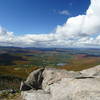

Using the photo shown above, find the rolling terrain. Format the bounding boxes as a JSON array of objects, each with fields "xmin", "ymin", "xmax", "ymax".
[{"xmin": 0, "ymin": 46, "xmax": 100, "ymax": 92}]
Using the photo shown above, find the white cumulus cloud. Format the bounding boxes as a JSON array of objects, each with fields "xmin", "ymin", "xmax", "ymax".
[{"xmin": 59, "ymin": 10, "xmax": 70, "ymax": 15}]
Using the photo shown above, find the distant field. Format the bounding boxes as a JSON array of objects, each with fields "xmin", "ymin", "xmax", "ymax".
[{"xmin": 0, "ymin": 47, "xmax": 100, "ymax": 90}]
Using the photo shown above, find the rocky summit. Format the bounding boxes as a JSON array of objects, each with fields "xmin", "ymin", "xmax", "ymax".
[{"xmin": 21, "ymin": 65, "xmax": 100, "ymax": 100}]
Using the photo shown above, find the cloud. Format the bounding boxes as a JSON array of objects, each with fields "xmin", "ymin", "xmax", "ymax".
[
  {"xmin": 0, "ymin": 27, "xmax": 14, "ymax": 43},
  {"xmin": 69, "ymin": 3, "xmax": 72, "ymax": 6},
  {"xmin": 0, "ymin": 0, "xmax": 100, "ymax": 48},
  {"xmin": 58, "ymin": 10, "xmax": 70, "ymax": 15}
]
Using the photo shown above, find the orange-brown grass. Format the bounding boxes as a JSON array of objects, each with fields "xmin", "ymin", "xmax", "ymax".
[
  {"xmin": 0, "ymin": 66, "xmax": 38, "ymax": 79},
  {"xmin": 59, "ymin": 56, "xmax": 100, "ymax": 71},
  {"xmin": 13, "ymin": 60, "xmax": 31, "ymax": 65}
]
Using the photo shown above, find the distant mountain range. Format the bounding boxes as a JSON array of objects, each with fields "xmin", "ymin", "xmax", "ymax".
[{"xmin": 0, "ymin": 46, "xmax": 100, "ymax": 51}]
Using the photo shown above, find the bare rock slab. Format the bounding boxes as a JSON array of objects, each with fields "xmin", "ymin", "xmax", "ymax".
[{"xmin": 21, "ymin": 65, "xmax": 100, "ymax": 100}]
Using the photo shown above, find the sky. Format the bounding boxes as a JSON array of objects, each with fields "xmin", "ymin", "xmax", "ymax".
[
  {"xmin": 0, "ymin": 0, "xmax": 100, "ymax": 48},
  {"xmin": 0, "ymin": 0, "xmax": 90, "ymax": 34}
]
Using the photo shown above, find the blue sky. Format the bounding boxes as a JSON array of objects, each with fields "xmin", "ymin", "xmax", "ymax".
[
  {"xmin": 0, "ymin": 0, "xmax": 90, "ymax": 35},
  {"xmin": 0, "ymin": 0, "xmax": 100, "ymax": 48}
]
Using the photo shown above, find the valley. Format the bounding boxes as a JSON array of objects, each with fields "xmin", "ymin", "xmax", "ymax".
[{"xmin": 0, "ymin": 47, "xmax": 100, "ymax": 91}]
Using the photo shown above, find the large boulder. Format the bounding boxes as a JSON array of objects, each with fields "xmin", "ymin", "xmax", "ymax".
[
  {"xmin": 20, "ymin": 68, "xmax": 45, "ymax": 91},
  {"xmin": 80, "ymin": 65, "xmax": 100, "ymax": 77},
  {"xmin": 21, "ymin": 90, "xmax": 50, "ymax": 100},
  {"xmin": 42, "ymin": 68, "xmax": 81, "ymax": 92},
  {"xmin": 21, "ymin": 65, "xmax": 100, "ymax": 100},
  {"xmin": 49, "ymin": 77, "xmax": 100, "ymax": 100}
]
